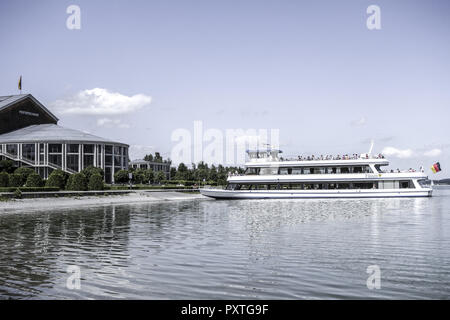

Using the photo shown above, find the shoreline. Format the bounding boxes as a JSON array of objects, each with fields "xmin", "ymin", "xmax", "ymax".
[{"xmin": 0, "ymin": 191, "xmax": 207, "ymax": 213}]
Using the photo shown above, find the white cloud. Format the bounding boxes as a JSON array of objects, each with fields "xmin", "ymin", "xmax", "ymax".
[
  {"xmin": 382, "ymin": 146, "xmax": 414, "ymax": 159},
  {"xmin": 51, "ymin": 88, "xmax": 152, "ymax": 115},
  {"xmin": 423, "ymin": 148, "xmax": 442, "ymax": 157},
  {"xmin": 350, "ymin": 116, "xmax": 366, "ymax": 127},
  {"xmin": 97, "ymin": 118, "xmax": 130, "ymax": 129}
]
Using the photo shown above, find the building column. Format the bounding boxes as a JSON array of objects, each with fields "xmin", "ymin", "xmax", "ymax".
[
  {"xmin": 79, "ymin": 144, "xmax": 83, "ymax": 172},
  {"xmin": 94, "ymin": 144, "xmax": 97, "ymax": 167},
  {"xmin": 63, "ymin": 143, "xmax": 66, "ymax": 171}
]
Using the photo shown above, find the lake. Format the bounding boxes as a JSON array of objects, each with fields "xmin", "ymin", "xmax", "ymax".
[{"xmin": 1, "ymin": 188, "xmax": 450, "ymax": 299}]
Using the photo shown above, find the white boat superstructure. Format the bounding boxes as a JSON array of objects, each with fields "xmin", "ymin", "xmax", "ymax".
[{"xmin": 200, "ymin": 149, "xmax": 432, "ymax": 199}]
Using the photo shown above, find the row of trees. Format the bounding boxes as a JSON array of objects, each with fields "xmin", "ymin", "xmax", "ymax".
[
  {"xmin": 112, "ymin": 160, "xmax": 244, "ymax": 186},
  {"xmin": 0, "ymin": 156, "xmax": 245, "ymax": 189},
  {"xmin": 0, "ymin": 165, "xmax": 105, "ymax": 191}
]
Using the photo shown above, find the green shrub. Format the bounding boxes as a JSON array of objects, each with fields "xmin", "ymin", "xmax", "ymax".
[
  {"xmin": 14, "ymin": 188, "xmax": 22, "ymax": 199},
  {"xmin": 88, "ymin": 173, "xmax": 104, "ymax": 190},
  {"xmin": 9, "ymin": 173, "xmax": 23, "ymax": 187},
  {"xmin": 66, "ymin": 173, "xmax": 88, "ymax": 191},
  {"xmin": 154, "ymin": 171, "xmax": 166, "ymax": 184},
  {"xmin": 25, "ymin": 172, "xmax": 43, "ymax": 187},
  {"xmin": 14, "ymin": 167, "xmax": 35, "ymax": 185},
  {"xmin": 0, "ymin": 187, "xmax": 62, "ymax": 192},
  {"xmin": 114, "ymin": 169, "xmax": 129, "ymax": 184},
  {"xmin": 143, "ymin": 169, "xmax": 154, "ymax": 184},
  {"xmin": 0, "ymin": 159, "xmax": 15, "ymax": 173},
  {"xmin": 81, "ymin": 166, "xmax": 104, "ymax": 181},
  {"xmin": 0, "ymin": 172, "xmax": 9, "ymax": 187},
  {"xmin": 45, "ymin": 169, "xmax": 68, "ymax": 189}
]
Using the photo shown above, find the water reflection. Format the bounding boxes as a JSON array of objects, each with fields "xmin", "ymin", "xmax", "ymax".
[{"xmin": 0, "ymin": 191, "xmax": 449, "ymax": 299}]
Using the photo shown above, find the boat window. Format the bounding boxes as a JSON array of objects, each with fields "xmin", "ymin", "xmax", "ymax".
[
  {"xmin": 353, "ymin": 182, "xmax": 377, "ymax": 189},
  {"xmin": 226, "ymin": 184, "xmax": 237, "ymax": 190},
  {"xmin": 340, "ymin": 167, "xmax": 350, "ymax": 174},
  {"xmin": 245, "ymin": 167, "xmax": 259, "ymax": 175},
  {"xmin": 400, "ymin": 181, "xmax": 411, "ymax": 188},
  {"xmin": 260, "ymin": 167, "xmax": 278, "ymax": 175},
  {"xmin": 303, "ymin": 168, "xmax": 310, "ymax": 174},
  {"xmin": 279, "ymin": 168, "xmax": 290, "ymax": 175},
  {"xmin": 292, "ymin": 168, "xmax": 302, "ymax": 174}
]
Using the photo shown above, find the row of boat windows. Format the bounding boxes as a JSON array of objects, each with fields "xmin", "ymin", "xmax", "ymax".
[
  {"xmin": 245, "ymin": 166, "xmax": 373, "ymax": 175},
  {"xmin": 226, "ymin": 181, "xmax": 413, "ymax": 190}
]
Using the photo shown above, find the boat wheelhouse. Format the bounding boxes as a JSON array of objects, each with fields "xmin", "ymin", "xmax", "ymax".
[{"xmin": 200, "ymin": 149, "xmax": 432, "ymax": 199}]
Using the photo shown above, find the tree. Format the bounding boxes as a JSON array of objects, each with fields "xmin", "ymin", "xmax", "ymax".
[
  {"xmin": 66, "ymin": 173, "xmax": 88, "ymax": 191},
  {"xmin": 9, "ymin": 174, "xmax": 23, "ymax": 187},
  {"xmin": 143, "ymin": 169, "xmax": 154, "ymax": 184},
  {"xmin": 154, "ymin": 171, "xmax": 166, "ymax": 184},
  {"xmin": 175, "ymin": 163, "xmax": 189, "ymax": 180},
  {"xmin": 0, "ymin": 159, "xmax": 14, "ymax": 173},
  {"xmin": 114, "ymin": 169, "xmax": 129, "ymax": 184},
  {"xmin": 169, "ymin": 167, "xmax": 177, "ymax": 179},
  {"xmin": 25, "ymin": 172, "xmax": 43, "ymax": 187},
  {"xmin": 0, "ymin": 172, "xmax": 9, "ymax": 187},
  {"xmin": 209, "ymin": 165, "xmax": 218, "ymax": 181},
  {"xmin": 88, "ymin": 173, "xmax": 104, "ymax": 190},
  {"xmin": 14, "ymin": 167, "xmax": 35, "ymax": 185},
  {"xmin": 81, "ymin": 166, "xmax": 104, "ymax": 181},
  {"xmin": 154, "ymin": 152, "xmax": 163, "ymax": 163},
  {"xmin": 132, "ymin": 168, "xmax": 146, "ymax": 184},
  {"xmin": 144, "ymin": 154, "xmax": 154, "ymax": 162},
  {"xmin": 46, "ymin": 169, "xmax": 69, "ymax": 189}
]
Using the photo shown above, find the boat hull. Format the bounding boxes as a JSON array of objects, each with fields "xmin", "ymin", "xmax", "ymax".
[{"xmin": 200, "ymin": 188, "xmax": 433, "ymax": 199}]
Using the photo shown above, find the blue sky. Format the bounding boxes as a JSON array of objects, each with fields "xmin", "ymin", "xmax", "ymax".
[{"xmin": 0, "ymin": 0, "xmax": 449, "ymax": 174}]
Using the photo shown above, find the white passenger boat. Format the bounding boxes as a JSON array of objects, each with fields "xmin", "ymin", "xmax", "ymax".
[{"xmin": 200, "ymin": 148, "xmax": 432, "ymax": 199}]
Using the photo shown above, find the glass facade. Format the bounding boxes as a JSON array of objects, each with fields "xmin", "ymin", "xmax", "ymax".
[{"xmin": 0, "ymin": 142, "xmax": 128, "ymax": 181}]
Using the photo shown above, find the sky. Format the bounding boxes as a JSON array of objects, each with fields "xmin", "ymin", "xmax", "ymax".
[{"xmin": 0, "ymin": 0, "xmax": 449, "ymax": 176}]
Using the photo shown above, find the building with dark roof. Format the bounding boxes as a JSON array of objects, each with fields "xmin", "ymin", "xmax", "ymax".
[{"xmin": 0, "ymin": 94, "xmax": 128, "ymax": 183}]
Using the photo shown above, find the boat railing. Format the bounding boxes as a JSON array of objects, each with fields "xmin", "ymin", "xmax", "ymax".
[{"xmin": 278, "ymin": 154, "xmax": 386, "ymax": 162}]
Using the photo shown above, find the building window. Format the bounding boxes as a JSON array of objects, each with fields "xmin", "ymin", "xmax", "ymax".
[
  {"xmin": 105, "ymin": 155, "xmax": 112, "ymax": 166},
  {"xmin": 6, "ymin": 144, "xmax": 18, "ymax": 156},
  {"xmin": 105, "ymin": 145, "xmax": 113, "ymax": 154},
  {"xmin": 67, "ymin": 154, "xmax": 79, "ymax": 172},
  {"xmin": 49, "ymin": 154, "xmax": 62, "ymax": 167},
  {"xmin": 84, "ymin": 155, "xmax": 94, "ymax": 168},
  {"xmin": 83, "ymin": 144, "xmax": 94, "ymax": 154},
  {"xmin": 49, "ymin": 144, "xmax": 62, "ymax": 153},
  {"xmin": 67, "ymin": 144, "xmax": 79, "ymax": 153},
  {"xmin": 22, "ymin": 144, "xmax": 35, "ymax": 162},
  {"xmin": 105, "ymin": 167, "xmax": 112, "ymax": 184}
]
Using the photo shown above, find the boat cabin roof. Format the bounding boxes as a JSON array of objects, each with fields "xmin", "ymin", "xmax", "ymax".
[{"xmin": 245, "ymin": 158, "xmax": 389, "ymax": 168}]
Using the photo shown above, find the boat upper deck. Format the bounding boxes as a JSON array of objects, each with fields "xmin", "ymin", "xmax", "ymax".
[{"xmin": 245, "ymin": 157, "xmax": 389, "ymax": 168}]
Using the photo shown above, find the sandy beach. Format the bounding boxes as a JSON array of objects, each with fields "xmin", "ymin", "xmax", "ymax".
[{"xmin": 0, "ymin": 191, "xmax": 206, "ymax": 213}]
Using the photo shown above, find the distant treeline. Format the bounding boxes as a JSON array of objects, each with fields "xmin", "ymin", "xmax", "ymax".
[{"xmin": 117, "ymin": 161, "xmax": 244, "ymax": 186}]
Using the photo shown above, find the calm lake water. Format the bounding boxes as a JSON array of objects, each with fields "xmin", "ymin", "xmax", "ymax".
[{"xmin": 1, "ymin": 189, "xmax": 450, "ymax": 299}]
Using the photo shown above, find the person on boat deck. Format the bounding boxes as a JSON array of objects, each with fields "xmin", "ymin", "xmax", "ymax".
[{"xmin": 397, "ymin": 168, "xmax": 401, "ymax": 173}]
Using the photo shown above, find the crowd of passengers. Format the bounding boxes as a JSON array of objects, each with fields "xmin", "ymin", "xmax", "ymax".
[{"xmin": 279, "ymin": 153, "xmax": 385, "ymax": 161}]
